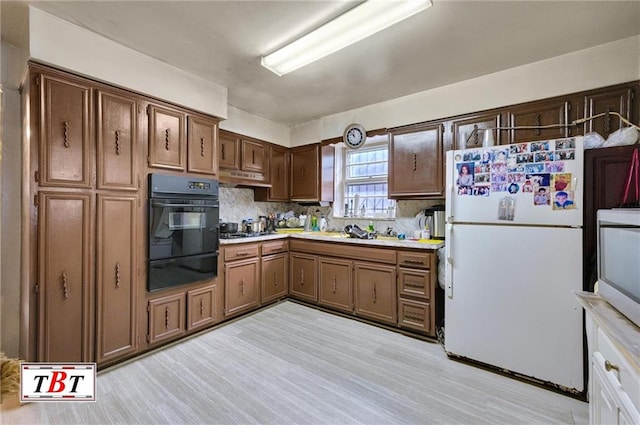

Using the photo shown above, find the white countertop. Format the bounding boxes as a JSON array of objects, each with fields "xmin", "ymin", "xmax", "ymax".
[{"xmin": 220, "ymin": 231, "xmax": 445, "ymax": 250}]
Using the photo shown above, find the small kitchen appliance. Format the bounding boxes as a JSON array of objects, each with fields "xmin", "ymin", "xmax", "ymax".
[{"xmin": 425, "ymin": 205, "xmax": 446, "ymax": 239}]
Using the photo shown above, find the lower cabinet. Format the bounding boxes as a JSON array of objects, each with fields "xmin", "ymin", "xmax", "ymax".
[
  {"xmin": 148, "ymin": 293, "xmax": 186, "ymax": 345},
  {"xmin": 261, "ymin": 253, "xmax": 288, "ymax": 305},
  {"xmin": 187, "ymin": 284, "xmax": 217, "ymax": 331},
  {"xmin": 289, "ymin": 252, "xmax": 318, "ymax": 302},
  {"xmin": 397, "ymin": 250, "xmax": 437, "ymax": 336},
  {"xmin": 354, "ymin": 262, "xmax": 397, "ymax": 325},
  {"xmin": 224, "ymin": 257, "xmax": 259, "ymax": 317},
  {"xmin": 318, "ymin": 257, "xmax": 353, "ymax": 313}
]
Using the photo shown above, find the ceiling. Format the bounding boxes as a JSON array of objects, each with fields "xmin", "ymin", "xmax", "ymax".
[{"xmin": 2, "ymin": 1, "xmax": 640, "ymax": 126}]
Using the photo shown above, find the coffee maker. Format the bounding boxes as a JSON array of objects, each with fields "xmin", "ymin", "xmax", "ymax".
[{"xmin": 425, "ymin": 205, "xmax": 445, "ymax": 239}]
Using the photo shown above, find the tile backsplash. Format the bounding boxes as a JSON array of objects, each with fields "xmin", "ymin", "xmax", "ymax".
[{"xmin": 219, "ymin": 185, "xmax": 443, "ymax": 235}]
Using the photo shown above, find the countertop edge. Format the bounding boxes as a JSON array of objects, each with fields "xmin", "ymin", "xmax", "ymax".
[
  {"xmin": 220, "ymin": 232, "xmax": 444, "ymax": 249},
  {"xmin": 574, "ymin": 291, "xmax": 640, "ymax": 373}
]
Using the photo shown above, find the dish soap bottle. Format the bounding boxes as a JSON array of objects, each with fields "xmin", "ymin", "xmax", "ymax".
[
  {"xmin": 320, "ymin": 214, "xmax": 327, "ymax": 232},
  {"xmin": 368, "ymin": 220, "xmax": 374, "ymax": 232}
]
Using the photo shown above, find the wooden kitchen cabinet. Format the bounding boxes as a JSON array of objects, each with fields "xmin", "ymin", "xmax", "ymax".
[
  {"xmin": 38, "ymin": 192, "xmax": 93, "ymax": 362},
  {"xmin": 581, "ymin": 85, "xmax": 635, "ymax": 139},
  {"xmin": 255, "ymin": 145, "xmax": 290, "ymax": 201},
  {"xmin": 187, "ymin": 115, "xmax": 219, "ymax": 176},
  {"xmin": 187, "ymin": 284, "xmax": 217, "ymax": 331},
  {"xmin": 241, "ymin": 139, "xmax": 267, "ymax": 173},
  {"xmin": 147, "ymin": 293, "xmax": 185, "ymax": 345},
  {"xmin": 289, "ymin": 252, "xmax": 318, "ymax": 302},
  {"xmin": 261, "ymin": 253, "xmax": 288, "ymax": 305},
  {"xmin": 96, "ymin": 88, "xmax": 139, "ymax": 191},
  {"xmin": 450, "ymin": 111, "xmax": 502, "ymax": 149},
  {"xmin": 290, "ymin": 144, "xmax": 334, "ymax": 202},
  {"xmin": 502, "ymin": 99, "xmax": 570, "ymax": 144},
  {"xmin": 388, "ymin": 122, "xmax": 444, "ymax": 198},
  {"xmin": 224, "ymin": 253, "xmax": 260, "ymax": 318},
  {"xmin": 218, "ymin": 130, "xmax": 240, "ymax": 170},
  {"xmin": 318, "ymin": 257, "xmax": 353, "ymax": 313},
  {"xmin": 38, "ymin": 71, "xmax": 92, "ymax": 188},
  {"xmin": 95, "ymin": 194, "xmax": 138, "ymax": 365},
  {"xmin": 148, "ymin": 103, "xmax": 186, "ymax": 170},
  {"xmin": 397, "ymin": 250, "xmax": 437, "ymax": 335},
  {"xmin": 354, "ymin": 262, "xmax": 397, "ymax": 325}
]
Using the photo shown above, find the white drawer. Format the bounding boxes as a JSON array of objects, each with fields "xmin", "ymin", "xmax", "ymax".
[{"xmin": 597, "ymin": 327, "xmax": 640, "ymax": 413}]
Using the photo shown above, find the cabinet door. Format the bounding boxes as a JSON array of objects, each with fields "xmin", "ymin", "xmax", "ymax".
[
  {"xmin": 263, "ymin": 145, "xmax": 290, "ymax": 201},
  {"xmin": 188, "ymin": 116, "xmax": 219, "ymax": 176},
  {"xmin": 219, "ymin": 130, "xmax": 240, "ymax": 170},
  {"xmin": 261, "ymin": 253, "xmax": 288, "ymax": 304},
  {"xmin": 39, "ymin": 73, "xmax": 92, "ymax": 188},
  {"xmin": 290, "ymin": 145, "xmax": 319, "ymax": 201},
  {"xmin": 38, "ymin": 192, "xmax": 93, "ymax": 362},
  {"xmin": 289, "ymin": 252, "xmax": 318, "ymax": 302},
  {"xmin": 96, "ymin": 89, "xmax": 138, "ymax": 191},
  {"xmin": 224, "ymin": 258, "xmax": 259, "ymax": 317},
  {"xmin": 148, "ymin": 293, "xmax": 185, "ymax": 344},
  {"xmin": 148, "ymin": 104, "xmax": 186, "ymax": 170},
  {"xmin": 389, "ymin": 124, "xmax": 443, "ymax": 198},
  {"xmin": 187, "ymin": 284, "xmax": 217, "ymax": 331},
  {"xmin": 398, "ymin": 267, "xmax": 431, "ymax": 299},
  {"xmin": 318, "ymin": 257, "xmax": 353, "ymax": 313},
  {"xmin": 503, "ymin": 99, "xmax": 569, "ymax": 144},
  {"xmin": 96, "ymin": 194, "xmax": 137, "ymax": 364},
  {"xmin": 241, "ymin": 140, "xmax": 266, "ymax": 173},
  {"xmin": 583, "ymin": 87, "xmax": 634, "ymax": 139},
  {"xmin": 398, "ymin": 298, "xmax": 431, "ymax": 334},
  {"xmin": 354, "ymin": 262, "xmax": 396, "ymax": 325},
  {"xmin": 451, "ymin": 112, "xmax": 502, "ymax": 149}
]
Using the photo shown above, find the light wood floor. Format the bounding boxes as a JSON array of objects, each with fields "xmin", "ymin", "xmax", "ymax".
[{"xmin": 2, "ymin": 301, "xmax": 587, "ymax": 424}]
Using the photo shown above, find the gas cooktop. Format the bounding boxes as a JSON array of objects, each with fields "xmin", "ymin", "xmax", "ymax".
[{"xmin": 219, "ymin": 231, "xmax": 275, "ymax": 239}]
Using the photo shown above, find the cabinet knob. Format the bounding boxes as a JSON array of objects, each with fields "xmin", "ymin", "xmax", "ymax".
[{"xmin": 604, "ymin": 360, "xmax": 619, "ymax": 372}]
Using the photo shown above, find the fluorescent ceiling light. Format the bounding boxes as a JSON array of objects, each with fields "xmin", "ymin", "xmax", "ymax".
[{"xmin": 261, "ymin": 0, "xmax": 432, "ymax": 76}]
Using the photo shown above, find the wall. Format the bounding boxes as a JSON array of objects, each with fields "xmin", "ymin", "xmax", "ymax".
[
  {"xmin": 220, "ymin": 106, "xmax": 291, "ymax": 147},
  {"xmin": 1, "ymin": 42, "xmax": 29, "ymax": 357},
  {"xmin": 291, "ymin": 35, "xmax": 640, "ymax": 146},
  {"xmin": 28, "ymin": 7, "xmax": 228, "ymax": 121}
]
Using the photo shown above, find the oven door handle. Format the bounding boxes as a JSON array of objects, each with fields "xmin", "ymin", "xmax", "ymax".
[{"xmin": 151, "ymin": 201, "xmax": 219, "ymax": 208}]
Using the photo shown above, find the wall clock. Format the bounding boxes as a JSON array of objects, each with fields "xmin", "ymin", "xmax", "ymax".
[{"xmin": 343, "ymin": 123, "xmax": 367, "ymax": 149}]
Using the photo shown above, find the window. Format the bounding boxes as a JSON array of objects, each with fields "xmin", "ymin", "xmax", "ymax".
[{"xmin": 341, "ymin": 135, "xmax": 395, "ymax": 218}]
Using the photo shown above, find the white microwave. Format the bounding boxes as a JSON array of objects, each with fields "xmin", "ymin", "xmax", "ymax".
[{"xmin": 597, "ymin": 209, "xmax": 640, "ymax": 327}]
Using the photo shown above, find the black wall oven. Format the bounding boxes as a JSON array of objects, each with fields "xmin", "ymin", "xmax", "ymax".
[{"xmin": 148, "ymin": 174, "xmax": 219, "ymax": 292}]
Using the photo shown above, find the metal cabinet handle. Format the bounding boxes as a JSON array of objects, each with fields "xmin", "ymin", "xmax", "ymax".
[
  {"xmin": 165, "ymin": 128, "xmax": 170, "ymax": 150},
  {"xmin": 165, "ymin": 307, "xmax": 170, "ymax": 329},
  {"xmin": 200, "ymin": 299, "xmax": 205, "ymax": 317},
  {"xmin": 115, "ymin": 263, "xmax": 121, "ymax": 288},
  {"xmin": 332, "ymin": 275, "xmax": 337, "ymax": 294},
  {"xmin": 534, "ymin": 114, "xmax": 541, "ymax": 136},
  {"xmin": 300, "ymin": 269, "xmax": 304, "ymax": 286},
  {"xmin": 413, "ymin": 153, "xmax": 417, "ymax": 171},
  {"xmin": 200, "ymin": 137, "xmax": 205, "ymax": 157},
  {"xmin": 405, "ymin": 280, "xmax": 424, "ymax": 288},
  {"xmin": 221, "ymin": 144, "xmax": 225, "ymax": 160},
  {"xmin": 61, "ymin": 271, "xmax": 70, "ymax": 299},
  {"xmin": 241, "ymin": 279, "xmax": 245, "ymax": 296},
  {"xmin": 372, "ymin": 283, "xmax": 377, "ymax": 303},
  {"xmin": 605, "ymin": 360, "xmax": 619, "ymax": 372},
  {"xmin": 252, "ymin": 150, "xmax": 255, "ymax": 164},
  {"xmin": 274, "ymin": 271, "xmax": 278, "ymax": 286}
]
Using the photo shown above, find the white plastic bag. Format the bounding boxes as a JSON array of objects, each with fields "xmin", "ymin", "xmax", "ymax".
[
  {"xmin": 602, "ymin": 127, "xmax": 639, "ymax": 148},
  {"xmin": 583, "ymin": 132, "xmax": 605, "ymax": 149}
]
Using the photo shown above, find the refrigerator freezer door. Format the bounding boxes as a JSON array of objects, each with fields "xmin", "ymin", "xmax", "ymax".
[
  {"xmin": 444, "ymin": 223, "xmax": 584, "ymax": 391},
  {"xmin": 445, "ymin": 137, "xmax": 584, "ymax": 227}
]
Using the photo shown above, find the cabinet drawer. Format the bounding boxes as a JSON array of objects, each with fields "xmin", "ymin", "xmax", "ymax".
[
  {"xmin": 398, "ymin": 267, "xmax": 431, "ymax": 299},
  {"xmin": 397, "ymin": 251, "xmax": 433, "ymax": 269},
  {"xmin": 224, "ymin": 244, "xmax": 260, "ymax": 261},
  {"xmin": 261, "ymin": 239, "xmax": 288, "ymax": 256},
  {"xmin": 597, "ymin": 327, "xmax": 640, "ymax": 412},
  {"xmin": 398, "ymin": 298, "xmax": 432, "ymax": 334}
]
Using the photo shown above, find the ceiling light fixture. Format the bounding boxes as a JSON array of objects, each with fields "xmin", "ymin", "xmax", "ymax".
[{"xmin": 261, "ymin": 0, "xmax": 433, "ymax": 76}]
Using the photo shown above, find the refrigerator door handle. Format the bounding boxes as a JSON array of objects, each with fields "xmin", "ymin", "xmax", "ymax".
[{"xmin": 445, "ymin": 223, "xmax": 453, "ymax": 298}]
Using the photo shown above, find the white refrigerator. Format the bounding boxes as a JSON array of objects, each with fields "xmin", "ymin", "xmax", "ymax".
[{"xmin": 444, "ymin": 136, "xmax": 584, "ymax": 393}]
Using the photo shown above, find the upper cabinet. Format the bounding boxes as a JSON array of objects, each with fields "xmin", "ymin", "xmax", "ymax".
[
  {"xmin": 388, "ymin": 123, "xmax": 444, "ymax": 199},
  {"xmin": 450, "ymin": 112, "xmax": 502, "ymax": 150},
  {"xmin": 38, "ymin": 72, "xmax": 92, "ymax": 188},
  {"xmin": 147, "ymin": 104, "xmax": 186, "ymax": 171},
  {"xmin": 96, "ymin": 89, "xmax": 139, "ymax": 191},
  {"xmin": 255, "ymin": 145, "xmax": 290, "ymax": 202},
  {"xmin": 218, "ymin": 129, "xmax": 269, "ymax": 185},
  {"xmin": 290, "ymin": 144, "xmax": 335, "ymax": 202},
  {"xmin": 502, "ymin": 99, "xmax": 570, "ymax": 144},
  {"xmin": 581, "ymin": 85, "xmax": 636, "ymax": 139},
  {"xmin": 187, "ymin": 116, "xmax": 219, "ymax": 176}
]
